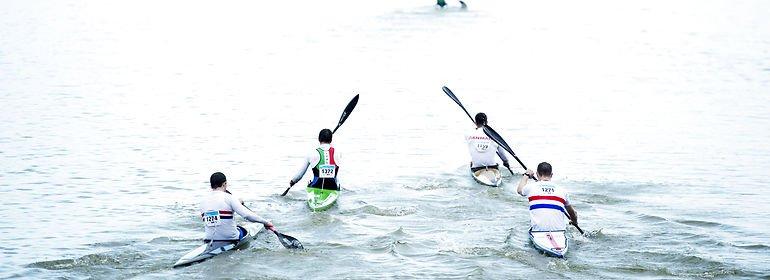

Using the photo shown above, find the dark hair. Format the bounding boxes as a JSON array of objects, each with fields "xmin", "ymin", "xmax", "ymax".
[
  {"xmin": 537, "ymin": 162, "xmax": 552, "ymax": 177},
  {"xmin": 210, "ymin": 172, "xmax": 227, "ymax": 188},
  {"xmin": 474, "ymin": 113, "xmax": 487, "ymax": 126},
  {"xmin": 318, "ymin": 128, "xmax": 333, "ymax": 143}
]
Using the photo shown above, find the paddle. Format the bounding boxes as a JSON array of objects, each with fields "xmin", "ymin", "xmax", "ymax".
[
  {"xmin": 281, "ymin": 94, "xmax": 360, "ymax": 196},
  {"xmin": 242, "ymin": 202, "xmax": 304, "ymax": 249},
  {"xmin": 481, "ymin": 126, "xmax": 536, "ymax": 181},
  {"xmin": 566, "ymin": 212, "xmax": 585, "ymax": 235},
  {"xmin": 442, "ymin": 86, "xmax": 474, "ymax": 122},
  {"xmin": 442, "ymin": 86, "xmax": 533, "ymax": 179},
  {"xmin": 269, "ymin": 229, "xmax": 304, "ymax": 249},
  {"xmin": 333, "ymin": 94, "xmax": 360, "ymax": 134}
]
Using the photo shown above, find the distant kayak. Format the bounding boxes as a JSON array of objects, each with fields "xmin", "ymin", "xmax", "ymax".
[
  {"xmin": 173, "ymin": 223, "xmax": 264, "ymax": 268},
  {"xmin": 471, "ymin": 168, "xmax": 502, "ymax": 187},
  {"xmin": 529, "ymin": 229, "xmax": 569, "ymax": 258},
  {"xmin": 307, "ymin": 187, "xmax": 339, "ymax": 211}
]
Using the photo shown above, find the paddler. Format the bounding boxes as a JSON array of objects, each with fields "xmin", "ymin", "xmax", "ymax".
[
  {"xmin": 466, "ymin": 112, "xmax": 510, "ymax": 172},
  {"xmin": 200, "ymin": 172, "xmax": 274, "ymax": 243},
  {"xmin": 517, "ymin": 162, "xmax": 579, "ymax": 231},
  {"xmin": 436, "ymin": 0, "xmax": 467, "ymax": 9},
  {"xmin": 288, "ymin": 128, "xmax": 341, "ymax": 192}
]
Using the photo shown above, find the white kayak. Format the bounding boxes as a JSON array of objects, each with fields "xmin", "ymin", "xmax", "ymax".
[
  {"xmin": 529, "ymin": 229, "xmax": 569, "ymax": 258},
  {"xmin": 173, "ymin": 223, "xmax": 264, "ymax": 268},
  {"xmin": 471, "ymin": 167, "xmax": 502, "ymax": 187}
]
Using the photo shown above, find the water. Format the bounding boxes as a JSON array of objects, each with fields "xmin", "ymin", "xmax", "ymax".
[{"xmin": 1, "ymin": 0, "xmax": 769, "ymax": 279}]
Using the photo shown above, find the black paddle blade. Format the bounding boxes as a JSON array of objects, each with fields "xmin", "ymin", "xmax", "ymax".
[
  {"xmin": 280, "ymin": 186, "xmax": 291, "ymax": 196},
  {"xmin": 442, "ymin": 86, "xmax": 474, "ymax": 122},
  {"xmin": 274, "ymin": 231, "xmax": 304, "ymax": 249},
  {"xmin": 482, "ymin": 125, "xmax": 516, "ymax": 157},
  {"xmin": 483, "ymin": 125, "xmax": 536, "ymax": 180},
  {"xmin": 332, "ymin": 94, "xmax": 359, "ymax": 134}
]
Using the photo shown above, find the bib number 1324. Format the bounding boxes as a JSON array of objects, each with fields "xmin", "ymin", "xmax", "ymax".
[{"xmin": 203, "ymin": 211, "xmax": 221, "ymax": 226}]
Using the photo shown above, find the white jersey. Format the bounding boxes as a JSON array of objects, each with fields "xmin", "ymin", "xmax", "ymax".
[
  {"xmin": 291, "ymin": 143, "xmax": 342, "ymax": 183},
  {"xmin": 199, "ymin": 190, "xmax": 267, "ymax": 240},
  {"xmin": 465, "ymin": 127, "xmax": 507, "ymax": 168},
  {"xmin": 519, "ymin": 180, "xmax": 571, "ymax": 231}
]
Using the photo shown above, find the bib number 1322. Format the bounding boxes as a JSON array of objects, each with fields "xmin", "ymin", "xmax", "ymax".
[{"xmin": 319, "ymin": 165, "xmax": 336, "ymax": 178}]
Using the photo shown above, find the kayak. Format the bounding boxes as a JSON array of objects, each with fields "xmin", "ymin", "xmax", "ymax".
[
  {"xmin": 471, "ymin": 167, "xmax": 502, "ymax": 187},
  {"xmin": 307, "ymin": 187, "xmax": 339, "ymax": 211},
  {"xmin": 529, "ymin": 228, "xmax": 569, "ymax": 258},
  {"xmin": 172, "ymin": 223, "xmax": 264, "ymax": 268}
]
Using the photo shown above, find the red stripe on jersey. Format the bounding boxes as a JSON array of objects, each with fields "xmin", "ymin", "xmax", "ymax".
[
  {"xmin": 329, "ymin": 147, "xmax": 336, "ymax": 165},
  {"xmin": 528, "ymin": 195, "xmax": 566, "ymax": 205}
]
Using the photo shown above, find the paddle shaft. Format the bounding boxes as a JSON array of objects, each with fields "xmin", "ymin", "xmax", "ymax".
[
  {"xmin": 482, "ymin": 123, "xmax": 536, "ymax": 181},
  {"xmin": 242, "ymin": 202, "xmax": 303, "ymax": 248},
  {"xmin": 566, "ymin": 214, "xmax": 585, "ymax": 235}
]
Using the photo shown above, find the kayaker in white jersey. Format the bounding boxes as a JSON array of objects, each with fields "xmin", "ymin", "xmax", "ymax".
[
  {"xmin": 200, "ymin": 172, "xmax": 274, "ymax": 243},
  {"xmin": 289, "ymin": 129, "xmax": 341, "ymax": 191},
  {"xmin": 466, "ymin": 113, "xmax": 510, "ymax": 172},
  {"xmin": 517, "ymin": 162, "xmax": 579, "ymax": 231}
]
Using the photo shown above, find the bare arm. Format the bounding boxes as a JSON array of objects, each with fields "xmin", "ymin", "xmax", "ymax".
[
  {"xmin": 517, "ymin": 169, "xmax": 534, "ymax": 195},
  {"xmin": 565, "ymin": 204, "xmax": 578, "ymax": 226}
]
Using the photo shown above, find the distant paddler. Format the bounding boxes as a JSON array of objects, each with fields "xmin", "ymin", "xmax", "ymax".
[
  {"xmin": 436, "ymin": 0, "xmax": 467, "ymax": 9},
  {"xmin": 200, "ymin": 172, "xmax": 274, "ymax": 244},
  {"xmin": 466, "ymin": 113, "xmax": 510, "ymax": 174},
  {"xmin": 517, "ymin": 162, "xmax": 579, "ymax": 231}
]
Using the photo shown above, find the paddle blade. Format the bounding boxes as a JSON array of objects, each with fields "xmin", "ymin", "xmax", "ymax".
[
  {"xmin": 483, "ymin": 125, "xmax": 535, "ymax": 180},
  {"xmin": 280, "ymin": 186, "xmax": 291, "ymax": 196},
  {"xmin": 273, "ymin": 231, "xmax": 304, "ymax": 249},
  {"xmin": 482, "ymin": 125, "xmax": 515, "ymax": 157},
  {"xmin": 332, "ymin": 94, "xmax": 359, "ymax": 134},
  {"xmin": 442, "ymin": 86, "xmax": 474, "ymax": 122}
]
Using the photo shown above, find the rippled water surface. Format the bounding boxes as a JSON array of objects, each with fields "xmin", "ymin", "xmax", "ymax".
[{"xmin": 1, "ymin": 0, "xmax": 769, "ymax": 279}]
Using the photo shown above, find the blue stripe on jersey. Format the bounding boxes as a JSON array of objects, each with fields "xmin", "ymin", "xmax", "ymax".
[{"xmin": 529, "ymin": 204, "xmax": 567, "ymax": 214}]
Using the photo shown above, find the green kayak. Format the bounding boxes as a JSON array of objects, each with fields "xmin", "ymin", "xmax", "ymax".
[{"xmin": 307, "ymin": 187, "xmax": 339, "ymax": 211}]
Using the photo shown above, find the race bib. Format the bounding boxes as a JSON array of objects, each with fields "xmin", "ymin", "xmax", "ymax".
[
  {"xmin": 475, "ymin": 141, "xmax": 491, "ymax": 152},
  {"xmin": 202, "ymin": 211, "xmax": 221, "ymax": 226},
  {"xmin": 318, "ymin": 164, "xmax": 336, "ymax": 178}
]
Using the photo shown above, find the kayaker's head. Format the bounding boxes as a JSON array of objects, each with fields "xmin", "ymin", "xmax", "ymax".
[
  {"xmin": 210, "ymin": 172, "xmax": 227, "ymax": 189},
  {"xmin": 537, "ymin": 162, "xmax": 552, "ymax": 180},
  {"xmin": 318, "ymin": 128, "xmax": 333, "ymax": 144},
  {"xmin": 474, "ymin": 113, "xmax": 487, "ymax": 128}
]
